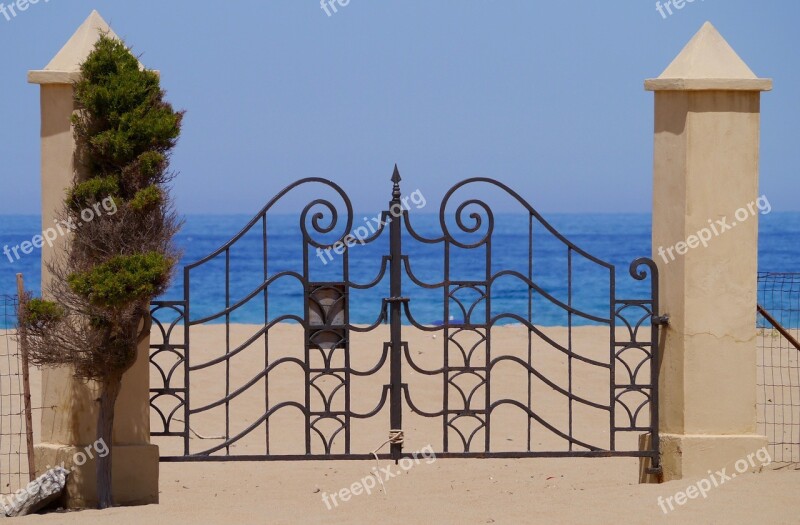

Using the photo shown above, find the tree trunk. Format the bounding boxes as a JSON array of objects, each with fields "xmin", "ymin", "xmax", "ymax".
[{"xmin": 96, "ymin": 372, "xmax": 122, "ymax": 509}]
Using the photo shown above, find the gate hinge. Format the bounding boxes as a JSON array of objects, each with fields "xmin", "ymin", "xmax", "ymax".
[
  {"xmin": 646, "ymin": 464, "xmax": 663, "ymax": 476},
  {"xmin": 652, "ymin": 315, "xmax": 669, "ymax": 326}
]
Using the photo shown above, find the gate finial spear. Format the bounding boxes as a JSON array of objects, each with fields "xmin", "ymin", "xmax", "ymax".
[{"xmin": 391, "ymin": 164, "xmax": 401, "ymax": 202}]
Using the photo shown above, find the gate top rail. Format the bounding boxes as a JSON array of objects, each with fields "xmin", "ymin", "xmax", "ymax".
[
  {"xmin": 184, "ymin": 177, "xmax": 352, "ymax": 270},
  {"xmin": 433, "ymin": 177, "xmax": 614, "ymax": 270}
]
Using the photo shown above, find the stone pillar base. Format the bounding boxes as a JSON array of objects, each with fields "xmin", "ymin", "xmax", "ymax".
[
  {"xmin": 657, "ymin": 433, "xmax": 768, "ymax": 481},
  {"xmin": 34, "ymin": 443, "xmax": 159, "ymax": 509}
]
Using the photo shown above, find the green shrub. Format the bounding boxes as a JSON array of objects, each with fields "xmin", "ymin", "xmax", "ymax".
[
  {"xmin": 67, "ymin": 252, "xmax": 172, "ymax": 308},
  {"xmin": 137, "ymin": 151, "xmax": 166, "ymax": 181},
  {"xmin": 21, "ymin": 299, "xmax": 64, "ymax": 326},
  {"xmin": 73, "ymin": 36, "xmax": 180, "ymax": 170},
  {"xmin": 67, "ymin": 176, "xmax": 119, "ymax": 210},
  {"xmin": 129, "ymin": 185, "xmax": 162, "ymax": 211}
]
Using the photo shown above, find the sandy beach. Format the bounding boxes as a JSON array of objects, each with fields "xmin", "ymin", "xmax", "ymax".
[
  {"xmin": 1, "ymin": 323, "xmax": 796, "ymax": 523},
  {"xmin": 6, "ymin": 458, "xmax": 796, "ymax": 524},
  {"xmin": 152, "ymin": 324, "xmax": 650, "ymax": 459}
]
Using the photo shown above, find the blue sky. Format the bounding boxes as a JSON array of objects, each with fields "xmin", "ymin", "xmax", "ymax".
[{"xmin": 0, "ymin": 0, "xmax": 797, "ymax": 215}]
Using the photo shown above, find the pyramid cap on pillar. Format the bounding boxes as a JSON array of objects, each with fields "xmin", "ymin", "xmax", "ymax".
[
  {"xmin": 28, "ymin": 10, "xmax": 146, "ymax": 85},
  {"xmin": 645, "ymin": 22, "xmax": 772, "ymax": 92}
]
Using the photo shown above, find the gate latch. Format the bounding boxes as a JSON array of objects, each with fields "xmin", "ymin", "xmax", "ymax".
[
  {"xmin": 383, "ymin": 297, "xmax": 410, "ymax": 323},
  {"xmin": 652, "ymin": 315, "xmax": 669, "ymax": 326}
]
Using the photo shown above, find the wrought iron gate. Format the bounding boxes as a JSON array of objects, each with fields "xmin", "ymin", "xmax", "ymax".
[{"xmin": 149, "ymin": 167, "xmax": 665, "ymax": 471}]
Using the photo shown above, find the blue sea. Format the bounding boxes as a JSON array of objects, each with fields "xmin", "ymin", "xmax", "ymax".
[{"xmin": 1, "ymin": 212, "xmax": 798, "ymax": 328}]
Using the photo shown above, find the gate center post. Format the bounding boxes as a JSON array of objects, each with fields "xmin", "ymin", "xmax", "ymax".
[{"xmin": 388, "ymin": 166, "xmax": 405, "ymax": 461}]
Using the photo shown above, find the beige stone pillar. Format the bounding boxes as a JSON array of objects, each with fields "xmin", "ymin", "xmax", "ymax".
[
  {"xmin": 644, "ymin": 22, "xmax": 772, "ymax": 481},
  {"xmin": 28, "ymin": 11, "xmax": 158, "ymax": 507}
]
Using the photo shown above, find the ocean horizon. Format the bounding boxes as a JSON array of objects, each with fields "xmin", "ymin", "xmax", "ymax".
[{"xmin": 1, "ymin": 211, "xmax": 798, "ymax": 328}]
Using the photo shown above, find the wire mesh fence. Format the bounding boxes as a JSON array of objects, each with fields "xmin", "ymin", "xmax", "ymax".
[
  {"xmin": 0, "ymin": 294, "xmax": 33, "ymax": 496},
  {"xmin": 757, "ymin": 272, "xmax": 800, "ymax": 467}
]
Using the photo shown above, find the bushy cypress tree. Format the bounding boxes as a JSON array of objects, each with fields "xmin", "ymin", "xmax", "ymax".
[{"xmin": 20, "ymin": 35, "xmax": 183, "ymax": 509}]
